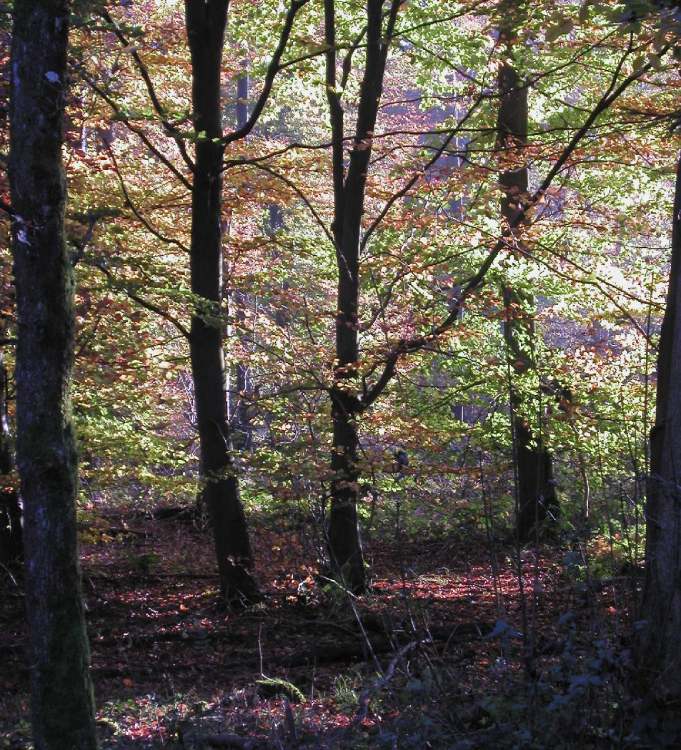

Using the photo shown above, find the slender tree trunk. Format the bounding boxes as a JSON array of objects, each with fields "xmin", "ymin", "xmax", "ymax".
[
  {"xmin": 496, "ymin": 37, "xmax": 558, "ymax": 543},
  {"xmin": 325, "ymin": 0, "xmax": 398, "ymax": 593},
  {"xmin": 328, "ymin": 115, "xmax": 366, "ymax": 591},
  {"xmin": 636, "ymin": 151, "xmax": 681, "ymax": 704},
  {"xmin": 9, "ymin": 2, "xmax": 97, "ymax": 747},
  {"xmin": 186, "ymin": 0, "xmax": 259, "ymax": 608},
  {"xmin": 232, "ymin": 68, "xmax": 253, "ymax": 451},
  {"xmin": 0, "ymin": 348, "xmax": 22, "ymax": 565}
]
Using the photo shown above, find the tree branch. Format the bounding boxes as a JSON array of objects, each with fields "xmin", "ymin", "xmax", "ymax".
[
  {"xmin": 222, "ymin": 0, "xmax": 310, "ymax": 146},
  {"xmin": 249, "ymin": 163, "xmax": 335, "ymax": 246},
  {"xmin": 77, "ymin": 67, "xmax": 192, "ymax": 190},
  {"xmin": 100, "ymin": 9, "xmax": 195, "ymax": 172},
  {"xmin": 360, "ymin": 41, "xmax": 669, "ymax": 409},
  {"xmin": 105, "ymin": 142, "xmax": 190, "ymax": 254},
  {"xmin": 92, "ymin": 260, "xmax": 191, "ymax": 340}
]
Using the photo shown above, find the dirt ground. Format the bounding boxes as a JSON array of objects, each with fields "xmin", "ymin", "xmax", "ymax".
[{"xmin": 0, "ymin": 509, "xmax": 638, "ymax": 749}]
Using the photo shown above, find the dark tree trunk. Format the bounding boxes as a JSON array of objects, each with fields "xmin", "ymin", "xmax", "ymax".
[
  {"xmin": 186, "ymin": 0, "xmax": 259, "ymax": 608},
  {"xmin": 496, "ymin": 40, "xmax": 558, "ymax": 543},
  {"xmin": 0, "ymin": 350, "xmax": 22, "ymax": 565},
  {"xmin": 9, "ymin": 2, "xmax": 97, "ymax": 748},
  {"xmin": 503, "ymin": 287, "xmax": 559, "ymax": 541},
  {"xmin": 325, "ymin": 0, "xmax": 399, "ymax": 593},
  {"xmin": 636, "ymin": 151, "xmax": 681, "ymax": 704}
]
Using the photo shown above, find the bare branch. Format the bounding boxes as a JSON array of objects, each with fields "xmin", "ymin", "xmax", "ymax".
[{"xmin": 222, "ymin": 0, "xmax": 311, "ymax": 146}]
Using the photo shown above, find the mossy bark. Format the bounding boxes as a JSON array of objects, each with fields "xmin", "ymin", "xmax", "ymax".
[{"xmin": 9, "ymin": 2, "xmax": 97, "ymax": 748}]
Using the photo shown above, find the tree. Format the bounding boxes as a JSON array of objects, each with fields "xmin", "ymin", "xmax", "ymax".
[
  {"xmin": 636, "ymin": 150, "xmax": 681, "ymax": 705},
  {"xmin": 184, "ymin": 0, "xmax": 308, "ymax": 605},
  {"xmin": 185, "ymin": 0, "xmax": 260, "ymax": 607},
  {"xmin": 0, "ymin": 6, "xmax": 20, "ymax": 569},
  {"xmin": 496, "ymin": 3, "xmax": 558, "ymax": 542},
  {"xmin": 318, "ymin": 0, "xmax": 658, "ymax": 590},
  {"xmin": 41, "ymin": 0, "xmax": 671, "ymax": 607},
  {"xmin": 324, "ymin": 0, "xmax": 405, "ymax": 593},
  {"xmin": 90, "ymin": 1, "xmax": 308, "ymax": 607},
  {"xmin": 231, "ymin": 64, "xmax": 255, "ymax": 452},
  {"xmin": 9, "ymin": 0, "xmax": 97, "ymax": 747}
]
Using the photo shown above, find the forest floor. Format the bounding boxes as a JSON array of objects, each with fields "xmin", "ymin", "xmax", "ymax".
[{"xmin": 0, "ymin": 507, "xmax": 643, "ymax": 749}]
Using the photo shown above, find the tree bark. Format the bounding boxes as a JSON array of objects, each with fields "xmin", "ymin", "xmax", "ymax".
[
  {"xmin": 185, "ymin": 0, "xmax": 259, "ymax": 608},
  {"xmin": 325, "ymin": 0, "xmax": 399, "ymax": 593},
  {"xmin": 636, "ymin": 150, "xmax": 681, "ymax": 704},
  {"xmin": 496, "ymin": 29, "xmax": 558, "ymax": 543},
  {"xmin": 9, "ymin": 2, "xmax": 98, "ymax": 747}
]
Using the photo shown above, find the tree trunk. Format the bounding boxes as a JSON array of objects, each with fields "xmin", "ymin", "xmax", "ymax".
[
  {"xmin": 328, "ymin": 388, "xmax": 364, "ymax": 592},
  {"xmin": 0, "ymin": 349, "xmax": 22, "ymax": 565},
  {"xmin": 496, "ymin": 36, "xmax": 558, "ymax": 543},
  {"xmin": 636, "ymin": 150, "xmax": 681, "ymax": 704},
  {"xmin": 232, "ymin": 68, "xmax": 253, "ymax": 451},
  {"xmin": 186, "ymin": 0, "xmax": 259, "ymax": 608},
  {"xmin": 325, "ymin": 0, "xmax": 397, "ymax": 593},
  {"xmin": 9, "ymin": 2, "xmax": 97, "ymax": 747},
  {"xmin": 503, "ymin": 287, "xmax": 559, "ymax": 541},
  {"xmin": 328, "ymin": 111, "xmax": 366, "ymax": 590}
]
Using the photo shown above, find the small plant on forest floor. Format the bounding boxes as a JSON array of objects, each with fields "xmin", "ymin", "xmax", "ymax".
[{"xmin": 332, "ymin": 671, "xmax": 362, "ymax": 713}]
